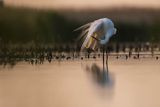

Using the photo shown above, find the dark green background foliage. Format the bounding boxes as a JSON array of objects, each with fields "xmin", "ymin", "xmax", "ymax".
[
  {"xmin": 0, "ymin": 7, "xmax": 79, "ymax": 44},
  {"xmin": 114, "ymin": 22, "xmax": 160, "ymax": 42},
  {"xmin": 0, "ymin": 7, "xmax": 160, "ymax": 45}
]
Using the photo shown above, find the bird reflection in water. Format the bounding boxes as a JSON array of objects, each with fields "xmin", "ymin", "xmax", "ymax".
[
  {"xmin": 86, "ymin": 63, "xmax": 114, "ymax": 87},
  {"xmin": 85, "ymin": 63, "xmax": 115, "ymax": 98}
]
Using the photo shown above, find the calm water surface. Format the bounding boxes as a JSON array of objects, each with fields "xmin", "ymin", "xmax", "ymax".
[{"xmin": 0, "ymin": 59, "xmax": 160, "ymax": 107}]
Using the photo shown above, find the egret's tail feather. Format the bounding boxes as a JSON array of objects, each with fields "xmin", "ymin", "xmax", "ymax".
[
  {"xmin": 74, "ymin": 22, "xmax": 91, "ymax": 31},
  {"xmin": 76, "ymin": 28, "xmax": 89, "ymax": 41}
]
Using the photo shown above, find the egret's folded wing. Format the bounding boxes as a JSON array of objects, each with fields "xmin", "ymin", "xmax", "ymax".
[
  {"xmin": 87, "ymin": 20, "xmax": 104, "ymax": 37},
  {"xmin": 81, "ymin": 20, "xmax": 104, "ymax": 51},
  {"xmin": 83, "ymin": 21, "xmax": 104, "ymax": 46},
  {"xmin": 76, "ymin": 28, "xmax": 89, "ymax": 41}
]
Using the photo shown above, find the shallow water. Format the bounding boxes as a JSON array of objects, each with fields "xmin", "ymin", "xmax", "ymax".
[{"xmin": 0, "ymin": 59, "xmax": 160, "ymax": 107}]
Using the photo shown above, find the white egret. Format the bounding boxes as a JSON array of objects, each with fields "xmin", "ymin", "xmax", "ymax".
[{"xmin": 75, "ymin": 18, "xmax": 117, "ymax": 71}]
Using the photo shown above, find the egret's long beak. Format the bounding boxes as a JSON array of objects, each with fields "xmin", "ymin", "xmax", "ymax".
[{"xmin": 91, "ymin": 36, "xmax": 100, "ymax": 41}]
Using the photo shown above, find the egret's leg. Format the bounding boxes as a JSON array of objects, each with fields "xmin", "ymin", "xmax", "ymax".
[
  {"xmin": 106, "ymin": 50, "xmax": 108, "ymax": 73},
  {"xmin": 103, "ymin": 45, "xmax": 105, "ymax": 71}
]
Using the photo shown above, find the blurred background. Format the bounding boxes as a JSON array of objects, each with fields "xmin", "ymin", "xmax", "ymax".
[
  {"xmin": 1, "ymin": 0, "xmax": 160, "ymax": 44},
  {"xmin": 0, "ymin": 0, "xmax": 160, "ymax": 64}
]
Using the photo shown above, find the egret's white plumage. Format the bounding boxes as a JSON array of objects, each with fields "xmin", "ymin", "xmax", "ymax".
[{"xmin": 76, "ymin": 18, "xmax": 117, "ymax": 51}]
